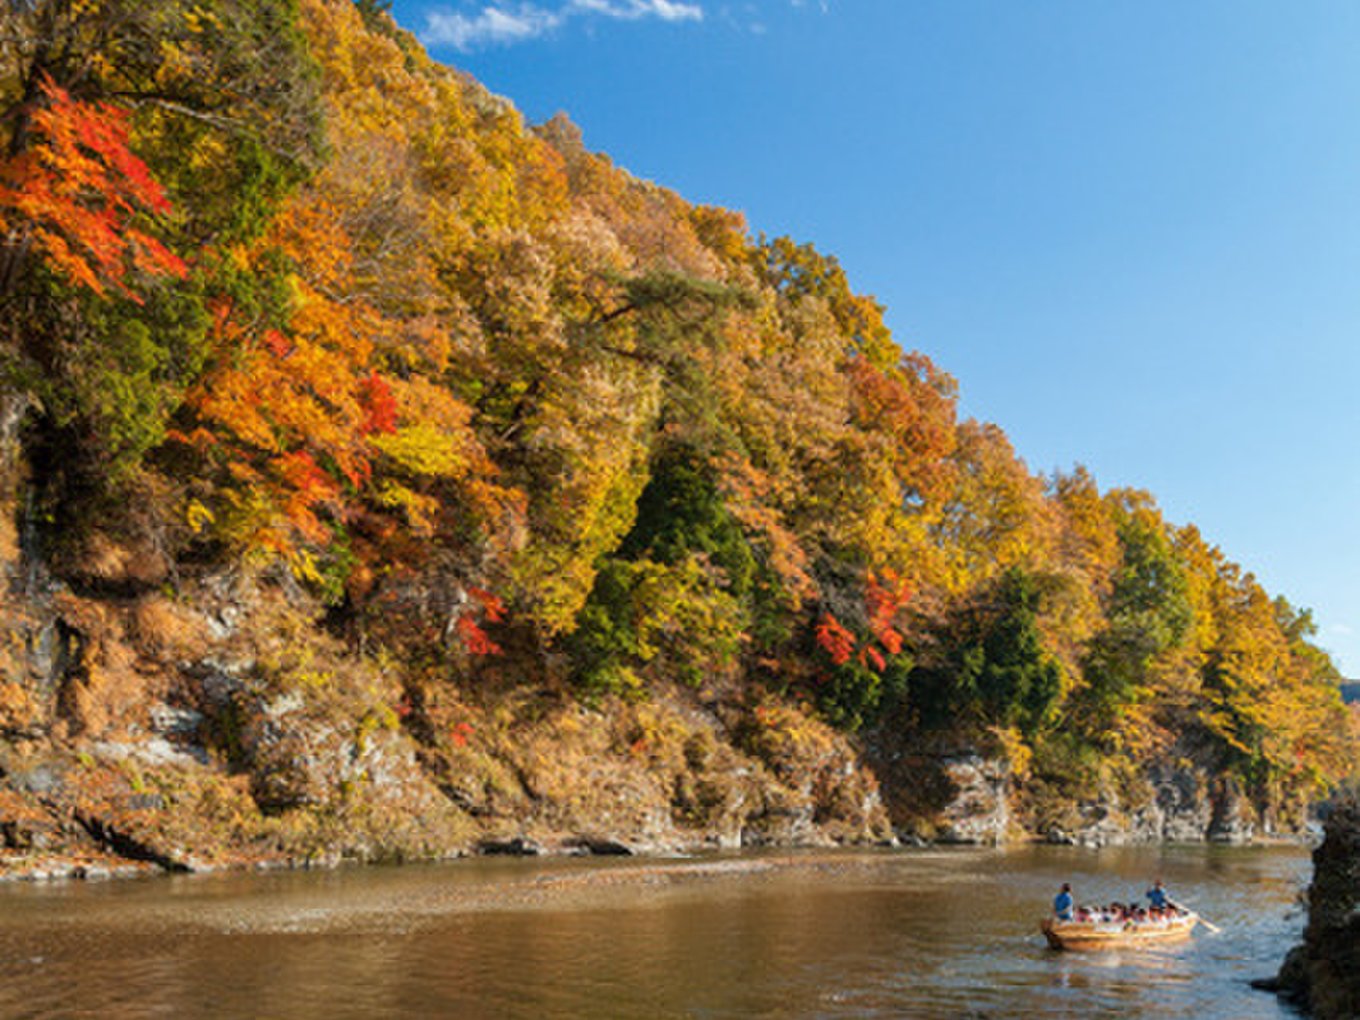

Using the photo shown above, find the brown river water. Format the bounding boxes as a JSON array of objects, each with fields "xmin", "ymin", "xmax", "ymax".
[{"xmin": 0, "ymin": 844, "xmax": 1308, "ymax": 1018}]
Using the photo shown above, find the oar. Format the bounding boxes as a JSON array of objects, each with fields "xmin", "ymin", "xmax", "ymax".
[{"xmin": 1169, "ymin": 899, "xmax": 1222, "ymax": 933}]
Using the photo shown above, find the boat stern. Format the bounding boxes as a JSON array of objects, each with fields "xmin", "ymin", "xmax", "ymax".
[{"xmin": 1040, "ymin": 917, "xmax": 1066, "ymax": 950}]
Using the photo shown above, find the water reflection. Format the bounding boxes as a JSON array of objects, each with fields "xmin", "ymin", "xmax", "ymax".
[{"xmin": 0, "ymin": 845, "xmax": 1308, "ymax": 1019}]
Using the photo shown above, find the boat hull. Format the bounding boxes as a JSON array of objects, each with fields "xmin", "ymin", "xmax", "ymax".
[{"xmin": 1040, "ymin": 915, "xmax": 1198, "ymax": 951}]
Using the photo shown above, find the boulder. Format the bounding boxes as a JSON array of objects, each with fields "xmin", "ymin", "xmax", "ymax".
[
  {"xmin": 563, "ymin": 835, "xmax": 633, "ymax": 856},
  {"xmin": 477, "ymin": 836, "xmax": 543, "ymax": 856}
]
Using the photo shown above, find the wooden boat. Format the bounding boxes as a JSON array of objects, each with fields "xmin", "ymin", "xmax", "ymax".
[{"xmin": 1041, "ymin": 913, "xmax": 1199, "ymax": 950}]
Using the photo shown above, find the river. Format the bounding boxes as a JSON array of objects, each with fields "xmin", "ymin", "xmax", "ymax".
[{"xmin": 0, "ymin": 844, "xmax": 1308, "ymax": 1018}]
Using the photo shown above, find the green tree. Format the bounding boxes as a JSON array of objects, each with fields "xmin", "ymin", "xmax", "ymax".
[
  {"xmin": 910, "ymin": 567, "xmax": 1063, "ymax": 736},
  {"xmin": 569, "ymin": 556, "xmax": 745, "ymax": 696},
  {"xmin": 618, "ymin": 443, "xmax": 756, "ymax": 595},
  {"xmin": 1079, "ymin": 491, "xmax": 1193, "ymax": 730}
]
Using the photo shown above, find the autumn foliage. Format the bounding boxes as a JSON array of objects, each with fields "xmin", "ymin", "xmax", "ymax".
[
  {"xmin": 0, "ymin": 0, "xmax": 1351, "ymax": 826},
  {"xmin": 815, "ymin": 614, "xmax": 857, "ymax": 667},
  {"xmin": 0, "ymin": 77, "xmax": 187, "ymax": 297}
]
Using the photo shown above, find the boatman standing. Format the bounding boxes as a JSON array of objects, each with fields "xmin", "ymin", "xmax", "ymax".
[
  {"xmin": 1146, "ymin": 879, "xmax": 1170, "ymax": 910},
  {"xmin": 1054, "ymin": 882, "xmax": 1074, "ymax": 921}
]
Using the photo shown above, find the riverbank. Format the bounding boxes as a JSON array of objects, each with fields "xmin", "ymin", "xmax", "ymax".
[{"xmin": 0, "ymin": 782, "xmax": 1321, "ymax": 888}]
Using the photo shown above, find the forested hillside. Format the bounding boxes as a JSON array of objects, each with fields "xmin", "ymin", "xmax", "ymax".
[{"xmin": 0, "ymin": 0, "xmax": 1353, "ymax": 872}]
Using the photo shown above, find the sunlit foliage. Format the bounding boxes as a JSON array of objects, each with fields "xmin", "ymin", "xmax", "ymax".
[{"xmin": 0, "ymin": 0, "xmax": 1350, "ymax": 812}]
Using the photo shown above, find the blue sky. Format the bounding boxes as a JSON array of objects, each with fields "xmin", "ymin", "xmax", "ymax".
[{"xmin": 391, "ymin": 0, "xmax": 1360, "ymax": 675}]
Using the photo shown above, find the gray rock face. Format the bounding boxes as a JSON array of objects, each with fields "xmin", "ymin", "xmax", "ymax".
[
  {"xmin": 895, "ymin": 747, "xmax": 1291, "ymax": 848},
  {"xmin": 934, "ymin": 754, "xmax": 1010, "ymax": 845},
  {"xmin": 1151, "ymin": 765, "xmax": 1213, "ymax": 841},
  {"xmin": 7, "ymin": 763, "xmax": 65, "ymax": 797},
  {"xmin": 1058, "ymin": 765, "xmax": 1213, "ymax": 847},
  {"xmin": 1, "ymin": 592, "xmax": 73, "ymax": 739},
  {"xmin": 739, "ymin": 801, "xmax": 824, "ymax": 849},
  {"xmin": 1046, "ymin": 800, "xmax": 1144, "ymax": 848},
  {"xmin": 1046, "ymin": 764, "xmax": 1269, "ymax": 847},
  {"xmin": 90, "ymin": 738, "xmax": 208, "ymax": 769},
  {"xmin": 148, "ymin": 703, "xmax": 204, "ymax": 740},
  {"xmin": 1207, "ymin": 776, "xmax": 1257, "ymax": 844},
  {"xmin": 240, "ymin": 697, "xmax": 367, "ymax": 811}
]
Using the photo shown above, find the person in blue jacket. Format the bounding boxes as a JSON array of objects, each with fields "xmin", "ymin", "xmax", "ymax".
[
  {"xmin": 1146, "ymin": 879, "xmax": 1170, "ymax": 910},
  {"xmin": 1053, "ymin": 882, "xmax": 1074, "ymax": 920}
]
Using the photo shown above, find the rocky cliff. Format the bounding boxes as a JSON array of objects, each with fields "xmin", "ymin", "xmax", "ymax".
[
  {"xmin": 1262, "ymin": 798, "xmax": 1360, "ymax": 1018},
  {"xmin": 2, "ymin": 525, "xmax": 1306, "ymax": 880},
  {"xmin": 0, "ymin": 454, "xmax": 895, "ymax": 877},
  {"xmin": 0, "ymin": 456, "xmax": 1316, "ymax": 882},
  {"xmin": 875, "ymin": 746, "xmax": 1300, "ymax": 849},
  {"xmin": 0, "ymin": 460, "xmax": 1317, "ymax": 880}
]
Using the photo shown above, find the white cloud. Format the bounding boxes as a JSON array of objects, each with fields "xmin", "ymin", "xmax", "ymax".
[
  {"xmin": 423, "ymin": 5, "xmax": 563, "ymax": 48},
  {"xmin": 636, "ymin": 0, "xmax": 704, "ymax": 21},
  {"xmin": 423, "ymin": 0, "xmax": 702, "ymax": 51},
  {"xmin": 573, "ymin": 0, "xmax": 701, "ymax": 20}
]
